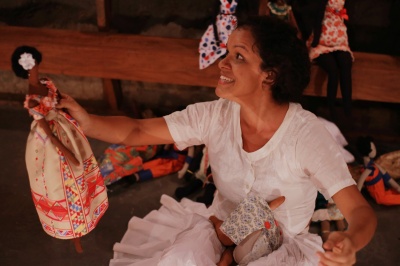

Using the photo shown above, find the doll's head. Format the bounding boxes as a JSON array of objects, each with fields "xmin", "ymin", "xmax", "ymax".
[
  {"xmin": 356, "ymin": 136, "xmax": 377, "ymax": 159},
  {"xmin": 11, "ymin": 46, "xmax": 42, "ymax": 79}
]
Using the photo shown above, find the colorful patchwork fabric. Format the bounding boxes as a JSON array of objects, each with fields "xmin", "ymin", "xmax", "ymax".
[
  {"xmin": 136, "ymin": 145, "xmax": 188, "ymax": 181},
  {"xmin": 98, "ymin": 144, "xmax": 159, "ymax": 185},
  {"xmin": 98, "ymin": 144, "xmax": 188, "ymax": 185},
  {"xmin": 220, "ymin": 193, "xmax": 283, "ymax": 264},
  {"xmin": 198, "ymin": 0, "xmax": 238, "ymax": 69}
]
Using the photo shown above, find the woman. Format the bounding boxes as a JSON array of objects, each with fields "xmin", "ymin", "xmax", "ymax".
[{"xmin": 58, "ymin": 16, "xmax": 376, "ymax": 265}]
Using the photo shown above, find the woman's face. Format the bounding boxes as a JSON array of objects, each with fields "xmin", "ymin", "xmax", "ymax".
[{"xmin": 216, "ymin": 27, "xmax": 267, "ymax": 103}]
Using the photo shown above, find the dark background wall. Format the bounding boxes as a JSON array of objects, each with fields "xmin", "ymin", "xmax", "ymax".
[
  {"xmin": 1, "ymin": 0, "xmax": 399, "ymax": 54},
  {"xmin": 0, "ymin": 0, "xmax": 399, "ymax": 116}
]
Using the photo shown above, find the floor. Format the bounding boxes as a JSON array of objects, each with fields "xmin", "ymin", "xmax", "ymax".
[{"xmin": 0, "ymin": 98, "xmax": 399, "ymax": 266}]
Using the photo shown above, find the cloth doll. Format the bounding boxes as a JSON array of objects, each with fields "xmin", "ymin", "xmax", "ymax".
[
  {"xmin": 307, "ymin": 0, "xmax": 353, "ymax": 121},
  {"xmin": 209, "ymin": 194, "xmax": 284, "ymax": 266},
  {"xmin": 356, "ymin": 136, "xmax": 400, "ymax": 205},
  {"xmin": 311, "ymin": 192, "xmax": 346, "ymax": 242},
  {"xmin": 260, "ymin": 0, "xmax": 302, "ymax": 39},
  {"xmin": 175, "ymin": 146, "xmax": 216, "ymax": 206},
  {"xmin": 11, "ymin": 46, "xmax": 108, "ymax": 253},
  {"xmin": 100, "ymin": 143, "xmax": 192, "ymax": 192},
  {"xmin": 198, "ymin": 0, "xmax": 238, "ymax": 69},
  {"xmin": 98, "ymin": 144, "xmax": 160, "ymax": 187}
]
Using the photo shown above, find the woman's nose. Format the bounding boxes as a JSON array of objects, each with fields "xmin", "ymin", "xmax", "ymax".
[{"xmin": 218, "ymin": 55, "xmax": 230, "ymax": 70}]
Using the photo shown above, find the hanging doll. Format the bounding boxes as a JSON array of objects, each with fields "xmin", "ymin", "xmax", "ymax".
[
  {"xmin": 356, "ymin": 136, "xmax": 400, "ymax": 205},
  {"xmin": 11, "ymin": 46, "xmax": 108, "ymax": 253},
  {"xmin": 209, "ymin": 194, "xmax": 284, "ymax": 266},
  {"xmin": 259, "ymin": 0, "xmax": 302, "ymax": 39},
  {"xmin": 307, "ymin": 0, "xmax": 354, "ymax": 121},
  {"xmin": 198, "ymin": 0, "xmax": 238, "ymax": 69}
]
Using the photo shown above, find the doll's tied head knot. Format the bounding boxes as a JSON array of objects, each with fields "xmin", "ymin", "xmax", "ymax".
[
  {"xmin": 11, "ymin": 45, "xmax": 42, "ymax": 79},
  {"xmin": 18, "ymin": 53, "xmax": 35, "ymax": 70}
]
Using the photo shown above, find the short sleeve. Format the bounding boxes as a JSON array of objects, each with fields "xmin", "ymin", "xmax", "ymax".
[
  {"xmin": 295, "ymin": 119, "xmax": 356, "ymax": 199},
  {"xmin": 164, "ymin": 100, "xmax": 218, "ymax": 150}
]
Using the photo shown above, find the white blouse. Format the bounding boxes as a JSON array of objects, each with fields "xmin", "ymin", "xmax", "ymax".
[{"xmin": 164, "ymin": 99, "xmax": 355, "ymax": 263}]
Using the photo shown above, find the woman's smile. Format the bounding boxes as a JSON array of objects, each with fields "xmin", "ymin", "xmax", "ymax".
[{"xmin": 218, "ymin": 75, "xmax": 234, "ymax": 85}]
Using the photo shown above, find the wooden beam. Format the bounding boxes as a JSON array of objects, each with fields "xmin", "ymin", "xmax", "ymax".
[
  {"xmin": 96, "ymin": 0, "xmax": 121, "ymax": 111},
  {"xmin": 96, "ymin": 0, "xmax": 110, "ymax": 30},
  {"xmin": 1, "ymin": 25, "xmax": 399, "ymax": 103},
  {"xmin": 306, "ymin": 54, "xmax": 400, "ymax": 103},
  {"xmin": 0, "ymin": 25, "xmax": 220, "ymax": 88}
]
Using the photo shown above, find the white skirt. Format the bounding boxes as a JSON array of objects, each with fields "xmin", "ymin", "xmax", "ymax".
[{"xmin": 110, "ymin": 194, "xmax": 323, "ymax": 266}]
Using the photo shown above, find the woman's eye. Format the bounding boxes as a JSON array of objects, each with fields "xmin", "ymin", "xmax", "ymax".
[{"xmin": 236, "ymin": 53, "xmax": 244, "ymax": 60}]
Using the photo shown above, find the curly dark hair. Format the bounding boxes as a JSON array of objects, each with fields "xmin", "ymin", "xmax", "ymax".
[
  {"xmin": 237, "ymin": 15, "xmax": 311, "ymax": 104},
  {"xmin": 11, "ymin": 45, "xmax": 42, "ymax": 79}
]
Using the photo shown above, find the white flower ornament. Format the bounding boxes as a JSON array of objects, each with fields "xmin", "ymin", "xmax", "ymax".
[{"xmin": 18, "ymin": 53, "xmax": 35, "ymax": 70}]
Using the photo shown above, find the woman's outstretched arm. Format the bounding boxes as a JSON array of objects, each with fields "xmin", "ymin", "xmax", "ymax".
[
  {"xmin": 57, "ymin": 93, "xmax": 175, "ymax": 146},
  {"xmin": 317, "ymin": 185, "xmax": 377, "ymax": 265}
]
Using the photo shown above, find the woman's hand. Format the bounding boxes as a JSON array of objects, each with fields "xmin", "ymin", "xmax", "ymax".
[
  {"xmin": 56, "ymin": 93, "xmax": 91, "ymax": 133},
  {"xmin": 317, "ymin": 231, "xmax": 356, "ymax": 266},
  {"xmin": 324, "ymin": 185, "xmax": 377, "ymax": 266}
]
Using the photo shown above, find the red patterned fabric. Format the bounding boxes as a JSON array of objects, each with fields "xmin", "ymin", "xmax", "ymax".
[{"xmin": 25, "ymin": 78, "xmax": 108, "ymax": 239}]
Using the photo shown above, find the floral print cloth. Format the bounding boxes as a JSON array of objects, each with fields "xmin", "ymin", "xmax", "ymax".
[
  {"xmin": 220, "ymin": 193, "xmax": 283, "ymax": 265},
  {"xmin": 309, "ymin": 0, "xmax": 353, "ymax": 60}
]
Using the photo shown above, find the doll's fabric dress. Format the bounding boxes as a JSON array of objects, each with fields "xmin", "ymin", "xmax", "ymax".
[
  {"xmin": 361, "ymin": 159, "xmax": 400, "ymax": 205},
  {"xmin": 24, "ymin": 78, "xmax": 108, "ymax": 239},
  {"xmin": 309, "ymin": 0, "xmax": 353, "ymax": 61}
]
